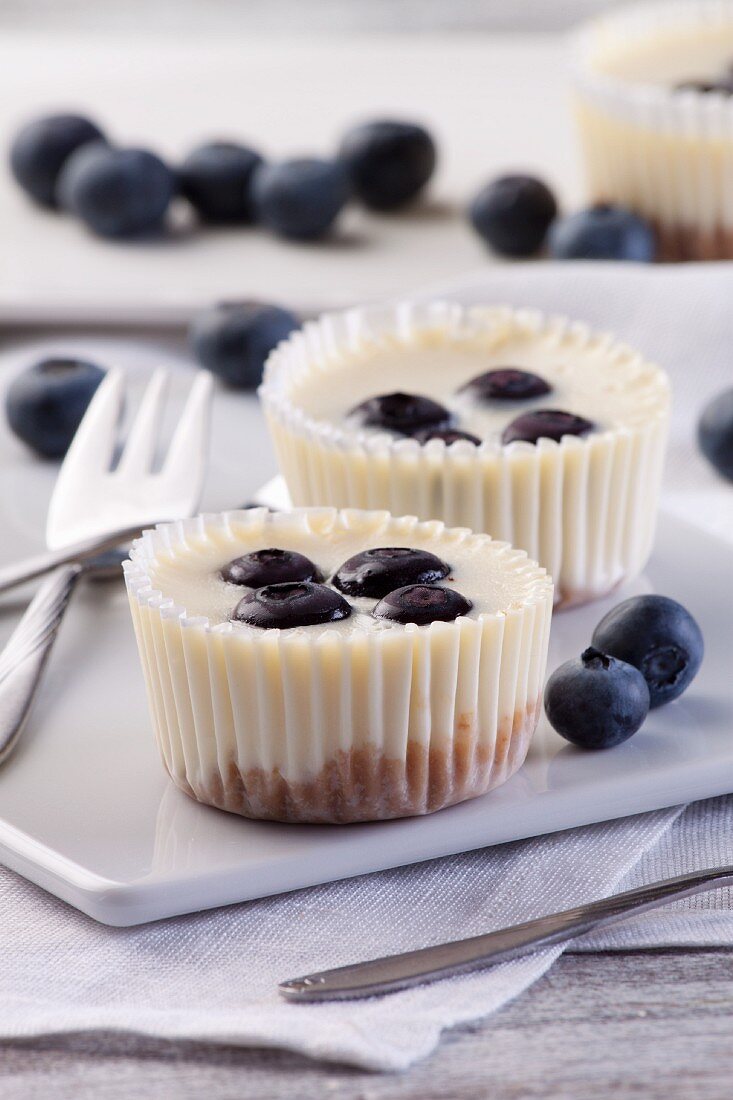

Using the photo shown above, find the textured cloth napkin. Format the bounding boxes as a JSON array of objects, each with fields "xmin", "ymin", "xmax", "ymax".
[{"xmin": 3, "ymin": 263, "xmax": 733, "ymax": 1072}]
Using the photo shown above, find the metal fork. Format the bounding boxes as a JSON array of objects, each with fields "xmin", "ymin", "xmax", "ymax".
[{"xmin": 0, "ymin": 368, "xmax": 212, "ymax": 764}]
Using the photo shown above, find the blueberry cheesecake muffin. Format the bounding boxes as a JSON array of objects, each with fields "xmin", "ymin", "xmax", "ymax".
[
  {"xmin": 124, "ymin": 507, "xmax": 553, "ymax": 823},
  {"xmin": 260, "ymin": 302, "xmax": 670, "ymax": 608},
  {"xmin": 573, "ymin": 1, "xmax": 733, "ymax": 260}
]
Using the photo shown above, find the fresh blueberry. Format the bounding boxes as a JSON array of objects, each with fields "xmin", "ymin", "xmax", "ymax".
[
  {"xmin": 591, "ymin": 595, "xmax": 704, "ymax": 709},
  {"xmin": 233, "ymin": 581, "xmax": 351, "ymax": 629},
  {"xmin": 9, "ymin": 113, "xmax": 105, "ymax": 207},
  {"xmin": 697, "ymin": 387, "xmax": 733, "ymax": 482},
  {"xmin": 373, "ymin": 584, "xmax": 472, "ymax": 625},
  {"xmin": 190, "ymin": 301, "xmax": 299, "ymax": 389},
  {"xmin": 178, "ymin": 141, "xmax": 263, "ymax": 223},
  {"xmin": 57, "ymin": 144, "xmax": 175, "ymax": 238},
  {"xmin": 5, "ymin": 357, "xmax": 105, "ymax": 458},
  {"xmin": 349, "ymin": 392, "xmax": 451, "ymax": 436},
  {"xmin": 460, "ymin": 368, "xmax": 551, "ymax": 402},
  {"xmin": 252, "ymin": 158, "xmax": 350, "ymax": 240},
  {"xmin": 414, "ymin": 427, "xmax": 481, "ymax": 445},
  {"xmin": 221, "ymin": 548, "xmax": 319, "ymax": 587},
  {"xmin": 501, "ymin": 409, "xmax": 594, "ymax": 445},
  {"xmin": 469, "ymin": 174, "xmax": 557, "ymax": 257},
  {"xmin": 544, "ymin": 646, "xmax": 650, "ymax": 749},
  {"xmin": 337, "ymin": 119, "xmax": 436, "ymax": 211},
  {"xmin": 548, "ymin": 204, "xmax": 656, "ymax": 262},
  {"xmin": 332, "ymin": 547, "xmax": 450, "ymax": 599}
]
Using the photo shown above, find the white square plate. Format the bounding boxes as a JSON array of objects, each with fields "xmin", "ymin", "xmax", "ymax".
[{"xmin": 0, "ymin": 454, "xmax": 730, "ymax": 925}]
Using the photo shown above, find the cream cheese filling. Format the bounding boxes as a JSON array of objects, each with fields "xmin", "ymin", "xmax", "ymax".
[
  {"xmin": 287, "ymin": 324, "xmax": 667, "ymax": 448},
  {"xmin": 145, "ymin": 509, "xmax": 547, "ymax": 639}
]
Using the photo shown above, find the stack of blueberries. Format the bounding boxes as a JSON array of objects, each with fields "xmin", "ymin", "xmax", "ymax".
[
  {"xmin": 10, "ymin": 111, "xmax": 657, "ymax": 261},
  {"xmin": 9, "ymin": 113, "xmax": 437, "ymax": 242}
]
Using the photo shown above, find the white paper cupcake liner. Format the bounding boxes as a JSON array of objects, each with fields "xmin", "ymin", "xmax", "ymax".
[
  {"xmin": 572, "ymin": 1, "xmax": 733, "ymax": 259},
  {"xmin": 124, "ymin": 508, "xmax": 553, "ymax": 824},
  {"xmin": 259, "ymin": 302, "xmax": 670, "ymax": 608}
]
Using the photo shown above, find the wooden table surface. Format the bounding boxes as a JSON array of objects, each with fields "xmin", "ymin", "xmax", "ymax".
[{"xmin": 3, "ymin": 950, "xmax": 733, "ymax": 1097}]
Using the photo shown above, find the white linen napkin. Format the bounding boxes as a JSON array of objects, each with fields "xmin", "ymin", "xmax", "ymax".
[{"xmin": 2, "ymin": 263, "xmax": 733, "ymax": 1072}]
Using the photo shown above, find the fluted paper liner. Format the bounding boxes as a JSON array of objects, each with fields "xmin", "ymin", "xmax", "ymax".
[
  {"xmin": 124, "ymin": 508, "xmax": 553, "ymax": 824},
  {"xmin": 573, "ymin": 1, "xmax": 733, "ymax": 259},
  {"xmin": 259, "ymin": 303, "xmax": 670, "ymax": 608}
]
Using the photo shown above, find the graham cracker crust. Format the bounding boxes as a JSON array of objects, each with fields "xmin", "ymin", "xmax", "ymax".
[
  {"xmin": 652, "ymin": 220, "xmax": 733, "ymax": 262},
  {"xmin": 170, "ymin": 699, "xmax": 541, "ymax": 824}
]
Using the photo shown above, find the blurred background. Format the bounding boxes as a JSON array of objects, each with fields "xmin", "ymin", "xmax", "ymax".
[
  {"xmin": 0, "ymin": 0, "xmax": 598, "ymax": 323},
  {"xmin": 0, "ymin": 1, "xmax": 626, "ymax": 33}
]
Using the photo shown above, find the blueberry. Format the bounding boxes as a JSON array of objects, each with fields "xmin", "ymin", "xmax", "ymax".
[
  {"xmin": 373, "ymin": 584, "xmax": 472, "ymax": 625},
  {"xmin": 9, "ymin": 113, "xmax": 105, "ymax": 207},
  {"xmin": 548, "ymin": 204, "xmax": 656, "ymax": 262},
  {"xmin": 221, "ymin": 548, "xmax": 319, "ymax": 587},
  {"xmin": 544, "ymin": 646, "xmax": 650, "ymax": 749},
  {"xmin": 333, "ymin": 547, "xmax": 450, "ymax": 599},
  {"xmin": 414, "ymin": 427, "xmax": 481, "ymax": 445},
  {"xmin": 469, "ymin": 174, "xmax": 557, "ymax": 257},
  {"xmin": 57, "ymin": 144, "xmax": 175, "ymax": 238},
  {"xmin": 592, "ymin": 595, "xmax": 704, "ymax": 709},
  {"xmin": 460, "ymin": 368, "xmax": 551, "ymax": 402},
  {"xmin": 698, "ymin": 387, "xmax": 733, "ymax": 482},
  {"xmin": 501, "ymin": 409, "xmax": 594, "ymax": 445},
  {"xmin": 5, "ymin": 357, "xmax": 105, "ymax": 458},
  {"xmin": 337, "ymin": 119, "xmax": 436, "ymax": 211},
  {"xmin": 190, "ymin": 301, "xmax": 299, "ymax": 389},
  {"xmin": 178, "ymin": 141, "xmax": 263, "ymax": 223},
  {"xmin": 233, "ymin": 581, "xmax": 351, "ymax": 629},
  {"xmin": 252, "ymin": 158, "xmax": 350, "ymax": 240},
  {"xmin": 349, "ymin": 392, "xmax": 451, "ymax": 436}
]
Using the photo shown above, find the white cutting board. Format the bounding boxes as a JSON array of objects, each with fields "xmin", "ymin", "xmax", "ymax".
[
  {"xmin": 0, "ymin": 342, "xmax": 731, "ymax": 926},
  {"xmin": 0, "ymin": 30, "xmax": 579, "ymax": 325}
]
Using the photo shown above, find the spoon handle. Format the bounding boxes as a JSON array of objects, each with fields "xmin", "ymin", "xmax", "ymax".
[{"xmin": 279, "ymin": 865, "xmax": 733, "ymax": 1002}]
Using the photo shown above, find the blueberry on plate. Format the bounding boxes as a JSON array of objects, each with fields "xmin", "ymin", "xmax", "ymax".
[
  {"xmin": 178, "ymin": 141, "xmax": 263, "ymax": 223},
  {"xmin": 548, "ymin": 204, "xmax": 656, "ymax": 262},
  {"xmin": 221, "ymin": 548, "xmax": 319, "ymax": 587},
  {"xmin": 349, "ymin": 392, "xmax": 451, "ymax": 436},
  {"xmin": 251, "ymin": 158, "xmax": 350, "ymax": 240},
  {"xmin": 591, "ymin": 595, "xmax": 704, "ymax": 708},
  {"xmin": 5, "ymin": 357, "xmax": 105, "ymax": 458},
  {"xmin": 373, "ymin": 584, "xmax": 472, "ymax": 625},
  {"xmin": 190, "ymin": 301, "xmax": 299, "ymax": 389},
  {"xmin": 337, "ymin": 119, "xmax": 436, "ymax": 211},
  {"xmin": 501, "ymin": 409, "xmax": 594, "ymax": 445},
  {"xmin": 544, "ymin": 646, "xmax": 650, "ymax": 749},
  {"xmin": 469, "ymin": 174, "xmax": 558, "ymax": 257},
  {"xmin": 697, "ymin": 387, "xmax": 733, "ymax": 482},
  {"xmin": 414, "ymin": 427, "xmax": 481, "ymax": 445},
  {"xmin": 9, "ymin": 113, "xmax": 105, "ymax": 207},
  {"xmin": 233, "ymin": 581, "xmax": 351, "ymax": 629},
  {"xmin": 332, "ymin": 547, "xmax": 450, "ymax": 599},
  {"xmin": 57, "ymin": 144, "xmax": 175, "ymax": 238},
  {"xmin": 460, "ymin": 368, "xmax": 551, "ymax": 402}
]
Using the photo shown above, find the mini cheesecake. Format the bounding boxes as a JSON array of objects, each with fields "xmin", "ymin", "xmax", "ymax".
[
  {"xmin": 573, "ymin": 2, "xmax": 733, "ymax": 260},
  {"xmin": 124, "ymin": 507, "xmax": 553, "ymax": 824},
  {"xmin": 260, "ymin": 302, "xmax": 670, "ymax": 608}
]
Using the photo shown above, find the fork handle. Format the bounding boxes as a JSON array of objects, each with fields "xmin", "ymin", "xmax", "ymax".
[
  {"xmin": 278, "ymin": 865, "xmax": 733, "ymax": 1002},
  {"xmin": 0, "ymin": 564, "xmax": 83, "ymax": 764},
  {"xmin": 0, "ymin": 525, "xmax": 145, "ymax": 595}
]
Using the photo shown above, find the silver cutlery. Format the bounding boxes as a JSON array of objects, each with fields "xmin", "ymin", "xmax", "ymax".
[
  {"xmin": 0, "ymin": 367, "xmax": 212, "ymax": 764},
  {"xmin": 279, "ymin": 864, "xmax": 733, "ymax": 1001}
]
